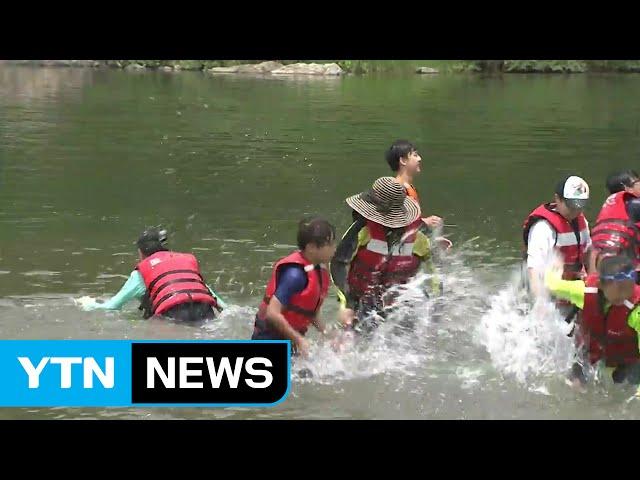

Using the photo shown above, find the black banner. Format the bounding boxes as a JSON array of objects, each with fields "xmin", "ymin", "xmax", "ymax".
[{"xmin": 131, "ymin": 342, "xmax": 290, "ymax": 405}]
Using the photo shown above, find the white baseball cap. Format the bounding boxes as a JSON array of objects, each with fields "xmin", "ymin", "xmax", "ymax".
[{"xmin": 557, "ymin": 175, "xmax": 590, "ymax": 210}]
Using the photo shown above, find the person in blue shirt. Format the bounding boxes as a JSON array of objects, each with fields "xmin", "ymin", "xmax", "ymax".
[{"xmin": 252, "ymin": 217, "xmax": 337, "ymax": 357}]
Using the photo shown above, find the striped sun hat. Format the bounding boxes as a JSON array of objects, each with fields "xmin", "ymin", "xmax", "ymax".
[{"xmin": 345, "ymin": 177, "xmax": 421, "ymax": 228}]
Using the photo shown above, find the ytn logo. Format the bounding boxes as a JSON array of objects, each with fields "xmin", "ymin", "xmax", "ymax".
[
  {"xmin": 0, "ymin": 340, "xmax": 289, "ymax": 407},
  {"xmin": 18, "ymin": 357, "xmax": 114, "ymax": 388}
]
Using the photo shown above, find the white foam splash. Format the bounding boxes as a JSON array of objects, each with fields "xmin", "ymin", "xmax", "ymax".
[
  {"xmin": 290, "ymin": 240, "xmax": 499, "ymax": 388},
  {"xmin": 292, "ymin": 329, "xmax": 429, "ymax": 385},
  {"xmin": 475, "ymin": 265, "xmax": 575, "ymax": 385},
  {"xmin": 291, "ymin": 269, "xmax": 449, "ymax": 385}
]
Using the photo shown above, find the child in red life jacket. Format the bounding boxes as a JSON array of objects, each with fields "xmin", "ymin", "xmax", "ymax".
[
  {"xmin": 252, "ymin": 217, "xmax": 344, "ymax": 357},
  {"xmin": 545, "ymin": 254, "xmax": 640, "ymax": 388}
]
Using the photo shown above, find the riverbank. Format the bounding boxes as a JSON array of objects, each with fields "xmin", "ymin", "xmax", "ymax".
[{"xmin": 5, "ymin": 60, "xmax": 640, "ymax": 74}]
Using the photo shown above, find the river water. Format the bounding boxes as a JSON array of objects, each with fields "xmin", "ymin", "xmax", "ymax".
[{"xmin": 2, "ymin": 65, "xmax": 640, "ymax": 419}]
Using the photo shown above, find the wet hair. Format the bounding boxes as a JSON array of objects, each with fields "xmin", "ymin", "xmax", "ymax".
[
  {"xmin": 597, "ymin": 254, "xmax": 635, "ymax": 283},
  {"xmin": 606, "ymin": 170, "xmax": 640, "ymax": 194},
  {"xmin": 385, "ymin": 140, "xmax": 416, "ymax": 172},
  {"xmin": 297, "ymin": 216, "xmax": 336, "ymax": 250},
  {"xmin": 554, "ymin": 175, "xmax": 572, "ymax": 199},
  {"xmin": 137, "ymin": 227, "xmax": 169, "ymax": 257}
]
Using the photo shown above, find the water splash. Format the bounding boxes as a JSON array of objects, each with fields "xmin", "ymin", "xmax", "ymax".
[
  {"xmin": 475, "ymin": 265, "xmax": 575, "ymax": 387},
  {"xmin": 289, "ymin": 238, "xmax": 498, "ymax": 387}
]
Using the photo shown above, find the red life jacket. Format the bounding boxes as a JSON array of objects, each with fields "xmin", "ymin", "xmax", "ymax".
[
  {"xmin": 255, "ymin": 250, "xmax": 330, "ymax": 336},
  {"xmin": 347, "ymin": 219, "xmax": 423, "ymax": 303},
  {"xmin": 522, "ymin": 203, "xmax": 589, "ymax": 280},
  {"xmin": 591, "ymin": 191, "xmax": 640, "ymax": 264},
  {"xmin": 136, "ymin": 251, "xmax": 218, "ymax": 316},
  {"xmin": 580, "ymin": 273, "xmax": 640, "ymax": 367}
]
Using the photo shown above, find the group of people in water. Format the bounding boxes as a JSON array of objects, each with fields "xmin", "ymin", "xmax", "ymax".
[
  {"xmin": 79, "ymin": 139, "xmax": 640, "ymax": 391},
  {"xmin": 81, "ymin": 140, "xmax": 447, "ymax": 353},
  {"xmin": 524, "ymin": 169, "xmax": 640, "ymax": 388}
]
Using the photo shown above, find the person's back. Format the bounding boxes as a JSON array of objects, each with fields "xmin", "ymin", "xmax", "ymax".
[
  {"xmin": 137, "ymin": 250, "xmax": 218, "ymax": 321},
  {"xmin": 592, "ymin": 192, "xmax": 640, "ymax": 260},
  {"xmin": 77, "ymin": 227, "xmax": 225, "ymax": 323},
  {"xmin": 346, "ymin": 217, "xmax": 423, "ymax": 305},
  {"xmin": 592, "ymin": 171, "xmax": 640, "ymax": 274}
]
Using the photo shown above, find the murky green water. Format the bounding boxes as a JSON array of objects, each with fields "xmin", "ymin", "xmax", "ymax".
[{"xmin": 2, "ymin": 65, "xmax": 640, "ymax": 419}]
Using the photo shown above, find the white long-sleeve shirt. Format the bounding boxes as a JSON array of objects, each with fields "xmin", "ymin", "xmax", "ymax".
[{"xmin": 526, "ymin": 218, "xmax": 591, "ymax": 271}]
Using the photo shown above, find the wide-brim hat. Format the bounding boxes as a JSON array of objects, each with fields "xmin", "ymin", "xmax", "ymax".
[{"xmin": 345, "ymin": 176, "xmax": 421, "ymax": 228}]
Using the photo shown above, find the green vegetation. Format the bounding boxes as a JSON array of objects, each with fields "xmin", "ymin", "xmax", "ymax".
[
  {"xmin": 112, "ymin": 60, "xmax": 640, "ymax": 74},
  {"xmin": 9, "ymin": 60, "xmax": 640, "ymax": 74},
  {"xmin": 95, "ymin": 60, "xmax": 486, "ymax": 74}
]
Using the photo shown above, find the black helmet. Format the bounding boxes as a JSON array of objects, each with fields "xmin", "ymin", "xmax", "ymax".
[{"xmin": 136, "ymin": 227, "xmax": 168, "ymax": 256}]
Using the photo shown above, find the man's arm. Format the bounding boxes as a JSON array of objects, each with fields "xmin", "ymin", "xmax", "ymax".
[
  {"xmin": 330, "ymin": 217, "xmax": 366, "ymax": 310},
  {"xmin": 543, "ymin": 268, "xmax": 586, "ymax": 309},
  {"xmin": 206, "ymin": 284, "xmax": 227, "ymax": 312},
  {"xmin": 265, "ymin": 296, "xmax": 309, "ymax": 355},
  {"xmin": 527, "ymin": 220, "xmax": 556, "ymax": 297},
  {"xmin": 413, "ymin": 232, "xmax": 441, "ymax": 294},
  {"xmin": 266, "ymin": 295, "xmax": 306, "ymax": 344},
  {"xmin": 80, "ymin": 270, "xmax": 147, "ymax": 311},
  {"xmin": 266, "ymin": 265, "xmax": 310, "ymax": 353}
]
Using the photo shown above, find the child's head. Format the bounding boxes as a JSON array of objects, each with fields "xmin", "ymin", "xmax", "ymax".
[
  {"xmin": 598, "ymin": 255, "xmax": 637, "ymax": 305},
  {"xmin": 136, "ymin": 227, "xmax": 169, "ymax": 259},
  {"xmin": 297, "ymin": 216, "xmax": 337, "ymax": 264},
  {"xmin": 385, "ymin": 140, "xmax": 421, "ymax": 176},
  {"xmin": 606, "ymin": 169, "xmax": 640, "ymax": 195}
]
